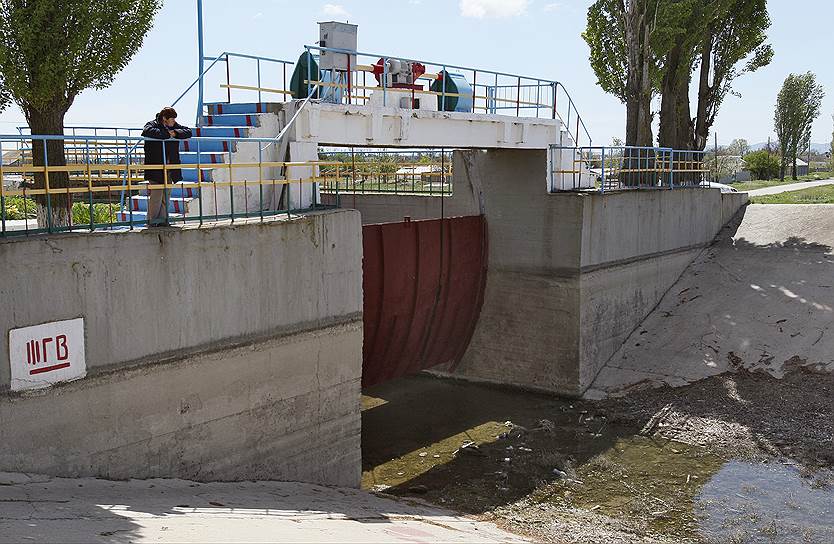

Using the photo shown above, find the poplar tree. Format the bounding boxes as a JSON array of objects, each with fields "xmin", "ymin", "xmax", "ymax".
[
  {"xmin": 774, "ymin": 73, "xmax": 825, "ymax": 181},
  {"xmin": 0, "ymin": 0, "xmax": 161, "ymax": 227}
]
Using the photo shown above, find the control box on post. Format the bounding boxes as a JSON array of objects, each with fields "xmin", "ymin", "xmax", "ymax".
[{"xmin": 318, "ymin": 21, "xmax": 358, "ymax": 71}]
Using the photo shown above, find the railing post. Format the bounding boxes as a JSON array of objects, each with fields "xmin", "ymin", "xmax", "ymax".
[
  {"xmin": 257, "ymin": 58, "xmax": 262, "ymax": 103},
  {"xmin": 43, "ymin": 139, "xmax": 53, "ymax": 233},
  {"xmin": 600, "ymin": 146, "xmax": 606, "ymax": 195},
  {"xmin": 196, "ymin": 0, "xmax": 205, "ymax": 125},
  {"xmin": 85, "ymin": 139, "xmax": 93, "ymax": 231},
  {"xmin": 515, "ymin": 76, "xmax": 521, "ymax": 117},
  {"xmin": 383, "ymin": 57, "xmax": 388, "ymax": 107},
  {"xmin": 442, "ymin": 65, "xmax": 448, "ymax": 112},
  {"xmin": 126, "ymin": 140, "xmax": 134, "ymax": 229},
  {"xmin": 225, "ymin": 53, "xmax": 231, "ymax": 103},
  {"xmin": 0, "ymin": 140, "xmax": 5, "ymax": 236}
]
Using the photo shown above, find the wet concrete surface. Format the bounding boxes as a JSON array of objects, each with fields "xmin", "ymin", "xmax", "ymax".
[{"xmin": 362, "ymin": 373, "xmax": 834, "ymax": 543}]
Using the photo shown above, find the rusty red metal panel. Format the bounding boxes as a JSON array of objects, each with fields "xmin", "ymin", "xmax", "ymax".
[{"xmin": 362, "ymin": 216, "xmax": 488, "ymax": 388}]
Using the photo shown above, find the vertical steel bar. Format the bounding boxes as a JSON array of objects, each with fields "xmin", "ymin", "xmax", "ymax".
[
  {"xmin": 161, "ymin": 134, "xmax": 169, "ymax": 227},
  {"xmin": 0, "ymin": 140, "xmax": 5, "ymax": 236},
  {"xmin": 227, "ymin": 138, "xmax": 234, "ymax": 222},
  {"xmin": 197, "ymin": 138, "xmax": 204, "ymax": 226},
  {"xmin": 226, "ymin": 54, "xmax": 231, "ymax": 103},
  {"xmin": 196, "ymin": 0, "xmax": 205, "ymax": 125},
  {"xmin": 515, "ymin": 77, "xmax": 521, "ymax": 116},
  {"xmin": 383, "ymin": 57, "xmax": 388, "ymax": 107},
  {"xmin": 126, "ymin": 140, "xmax": 134, "ymax": 229},
  {"xmin": 600, "ymin": 146, "xmax": 606, "ymax": 195},
  {"xmin": 257, "ymin": 58, "xmax": 262, "ymax": 103},
  {"xmin": 43, "ymin": 139, "xmax": 53, "ymax": 233},
  {"xmin": 85, "ymin": 139, "xmax": 93, "ymax": 231},
  {"xmin": 258, "ymin": 139, "xmax": 264, "ymax": 222}
]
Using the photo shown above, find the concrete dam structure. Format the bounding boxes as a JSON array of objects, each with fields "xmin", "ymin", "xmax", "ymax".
[{"xmin": 0, "ymin": 22, "xmax": 755, "ymax": 488}]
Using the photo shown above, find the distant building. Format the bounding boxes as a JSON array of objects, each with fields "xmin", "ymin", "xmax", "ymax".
[{"xmin": 792, "ymin": 158, "xmax": 809, "ymax": 177}]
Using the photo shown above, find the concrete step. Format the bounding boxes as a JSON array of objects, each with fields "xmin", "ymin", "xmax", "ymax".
[
  {"xmin": 181, "ymin": 139, "xmax": 233, "ymax": 153},
  {"xmin": 193, "ymin": 126, "xmax": 251, "ymax": 139},
  {"xmin": 206, "ymin": 102, "xmax": 270, "ymax": 115},
  {"xmin": 135, "ymin": 181, "xmax": 201, "ymax": 198},
  {"xmin": 180, "ymin": 152, "xmax": 228, "ymax": 165},
  {"xmin": 202, "ymin": 114, "xmax": 263, "ymax": 127},
  {"xmin": 116, "ymin": 210, "xmax": 186, "ymax": 225},
  {"xmin": 181, "ymin": 168, "xmax": 216, "ymax": 182},
  {"xmin": 129, "ymin": 195, "xmax": 193, "ymax": 214}
]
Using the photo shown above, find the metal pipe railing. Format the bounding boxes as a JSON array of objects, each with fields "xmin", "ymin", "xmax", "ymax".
[{"xmin": 549, "ymin": 145, "xmax": 710, "ymax": 193}]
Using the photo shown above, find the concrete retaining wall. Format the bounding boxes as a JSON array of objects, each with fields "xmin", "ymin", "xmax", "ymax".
[{"xmin": 0, "ymin": 211, "xmax": 364, "ymax": 486}]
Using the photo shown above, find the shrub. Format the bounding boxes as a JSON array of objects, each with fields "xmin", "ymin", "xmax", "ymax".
[
  {"xmin": 71, "ymin": 202, "xmax": 120, "ymax": 225},
  {"xmin": 743, "ymin": 150, "xmax": 781, "ymax": 180},
  {"xmin": 3, "ymin": 196, "xmax": 36, "ymax": 220}
]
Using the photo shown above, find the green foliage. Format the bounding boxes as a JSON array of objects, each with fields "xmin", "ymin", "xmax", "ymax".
[
  {"xmin": 582, "ymin": 0, "xmax": 630, "ymax": 102},
  {"xmin": 583, "ymin": 0, "xmax": 772, "ymax": 150},
  {"xmin": 774, "ymin": 72, "xmax": 825, "ymax": 179},
  {"xmin": 751, "ymin": 184, "xmax": 834, "ymax": 205},
  {"xmin": 2, "ymin": 196, "xmax": 119, "ymax": 224},
  {"xmin": 2, "ymin": 195, "xmax": 36, "ymax": 219},
  {"xmin": 0, "ymin": 0, "xmax": 161, "ymax": 115},
  {"xmin": 71, "ymin": 202, "xmax": 120, "ymax": 225},
  {"xmin": 743, "ymin": 150, "xmax": 780, "ymax": 180}
]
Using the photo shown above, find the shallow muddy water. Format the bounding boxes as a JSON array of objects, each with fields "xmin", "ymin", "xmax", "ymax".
[{"xmin": 362, "ymin": 374, "xmax": 834, "ymax": 542}]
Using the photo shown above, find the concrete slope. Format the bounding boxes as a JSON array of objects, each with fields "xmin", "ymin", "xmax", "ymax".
[
  {"xmin": 0, "ymin": 473, "xmax": 526, "ymax": 543},
  {"xmin": 588, "ymin": 204, "xmax": 834, "ymax": 398}
]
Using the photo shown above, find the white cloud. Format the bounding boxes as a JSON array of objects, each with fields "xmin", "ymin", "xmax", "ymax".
[
  {"xmin": 322, "ymin": 3, "xmax": 351, "ymax": 19},
  {"xmin": 543, "ymin": 2, "xmax": 563, "ymax": 12},
  {"xmin": 459, "ymin": 0, "xmax": 528, "ymax": 19}
]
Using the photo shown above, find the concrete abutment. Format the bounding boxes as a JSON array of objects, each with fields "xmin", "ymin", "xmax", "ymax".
[{"xmin": 0, "ymin": 211, "xmax": 364, "ymax": 486}]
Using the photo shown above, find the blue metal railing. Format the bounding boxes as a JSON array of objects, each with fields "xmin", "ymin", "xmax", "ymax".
[
  {"xmin": 0, "ymin": 133, "xmax": 334, "ymax": 237},
  {"xmin": 550, "ymin": 145, "xmax": 711, "ymax": 193}
]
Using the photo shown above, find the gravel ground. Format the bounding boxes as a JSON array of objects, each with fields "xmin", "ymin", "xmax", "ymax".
[{"xmin": 363, "ymin": 368, "xmax": 834, "ymax": 543}]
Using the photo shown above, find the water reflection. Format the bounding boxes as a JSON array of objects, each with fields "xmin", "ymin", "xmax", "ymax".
[{"xmin": 696, "ymin": 461, "xmax": 834, "ymax": 543}]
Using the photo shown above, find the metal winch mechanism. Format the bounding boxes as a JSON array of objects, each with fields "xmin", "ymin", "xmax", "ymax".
[
  {"xmin": 290, "ymin": 22, "xmax": 472, "ymax": 112},
  {"xmin": 370, "ymin": 58, "xmax": 432, "ymax": 110}
]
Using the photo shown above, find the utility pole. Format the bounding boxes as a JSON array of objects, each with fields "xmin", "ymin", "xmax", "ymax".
[
  {"xmin": 714, "ymin": 132, "xmax": 719, "ymax": 182},
  {"xmin": 196, "ymin": 0, "xmax": 205, "ymax": 126}
]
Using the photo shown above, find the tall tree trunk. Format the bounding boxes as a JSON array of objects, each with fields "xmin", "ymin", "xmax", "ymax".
[
  {"xmin": 658, "ymin": 45, "xmax": 683, "ymax": 149},
  {"xmin": 622, "ymin": 0, "xmax": 655, "ymax": 187},
  {"xmin": 27, "ymin": 107, "xmax": 70, "ymax": 229},
  {"xmin": 693, "ymin": 36, "xmax": 714, "ymax": 152}
]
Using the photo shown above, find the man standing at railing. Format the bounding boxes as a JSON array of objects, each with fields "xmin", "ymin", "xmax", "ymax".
[{"xmin": 142, "ymin": 107, "xmax": 192, "ymax": 227}]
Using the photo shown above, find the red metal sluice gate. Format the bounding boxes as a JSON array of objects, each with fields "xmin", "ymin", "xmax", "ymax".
[{"xmin": 361, "ymin": 215, "xmax": 488, "ymax": 388}]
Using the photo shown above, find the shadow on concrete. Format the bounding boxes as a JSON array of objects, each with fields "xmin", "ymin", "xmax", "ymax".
[
  {"xmin": 591, "ymin": 204, "xmax": 834, "ymax": 396},
  {"xmin": 0, "ymin": 475, "xmax": 524, "ymax": 543}
]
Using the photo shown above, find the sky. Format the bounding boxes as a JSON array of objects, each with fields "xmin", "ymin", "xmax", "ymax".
[{"xmin": 0, "ymin": 0, "xmax": 832, "ymax": 147}]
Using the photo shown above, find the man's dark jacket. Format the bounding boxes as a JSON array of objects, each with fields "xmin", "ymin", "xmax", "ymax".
[{"xmin": 142, "ymin": 116, "xmax": 192, "ymax": 183}]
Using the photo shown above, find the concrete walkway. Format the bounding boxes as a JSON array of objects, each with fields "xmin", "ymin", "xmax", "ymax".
[
  {"xmin": 747, "ymin": 179, "xmax": 834, "ymax": 196},
  {"xmin": 587, "ymin": 204, "xmax": 834, "ymax": 398},
  {"xmin": 0, "ymin": 473, "xmax": 525, "ymax": 543}
]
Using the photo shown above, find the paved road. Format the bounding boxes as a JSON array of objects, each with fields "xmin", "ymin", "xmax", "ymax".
[
  {"xmin": 747, "ymin": 179, "xmax": 834, "ymax": 196},
  {"xmin": 0, "ymin": 473, "xmax": 526, "ymax": 543},
  {"xmin": 588, "ymin": 204, "xmax": 834, "ymax": 398}
]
